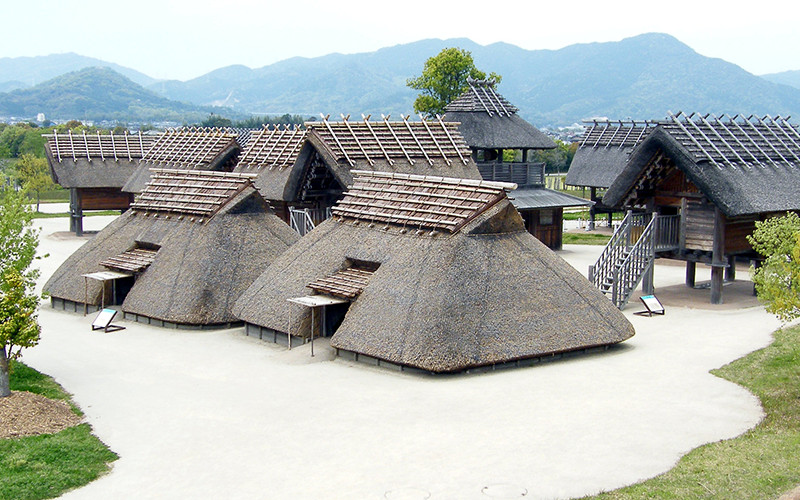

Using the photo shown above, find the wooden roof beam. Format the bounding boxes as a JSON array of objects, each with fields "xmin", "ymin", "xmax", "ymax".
[
  {"xmin": 419, "ymin": 117, "xmax": 451, "ymax": 166},
  {"xmin": 401, "ymin": 115, "xmax": 434, "ymax": 165},
  {"xmin": 382, "ymin": 115, "xmax": 415, "ymax": 165},
  {"xmin": 744, "ymin": 116, "xmax": 794, "ymax": 165},
  {"xmin": 362, "ymin": 115, "xmax": 394, "ymax": 165},
  {"xmin": 436, "ymin": 115, "xmax": 470, "ymax": 164}
]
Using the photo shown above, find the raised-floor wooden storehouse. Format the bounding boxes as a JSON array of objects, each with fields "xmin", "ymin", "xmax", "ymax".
[
  {"xmin": 593, "ymin": 112, "xmax": 800, "ymax": 307},
  {"xmin": 233, "ymin": 170, "xmax": 634, "ymax": 373},
  {"xmin": 233, "ymin": 116, "xmax": 482, "ymax": 233},
  {"xmin": 44, "ymin": 131, "xmax": 158, "ymax": 235},
  {"xmin": 122, "ymin": 127, "xmax": 242, "ymax": 194},
  {"xmin": 565, "ymin": 120, "xmax": 658, "ymax": 229},
  {"xmin": 45, "ymin": 169, "xmax": 299, "ymax": 327},
  {"xmin": 444, "ymin": 79, "xmax": 590, "ymax": 249}
]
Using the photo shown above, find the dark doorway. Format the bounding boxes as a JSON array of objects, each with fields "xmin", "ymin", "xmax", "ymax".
[{"xmin": 323, "ymin": 302, "xmax": 350, "ymax": 337}]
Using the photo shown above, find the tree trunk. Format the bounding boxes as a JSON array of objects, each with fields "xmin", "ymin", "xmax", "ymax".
[{"xmin": 0, "ymin": 348, "xmax": 10, "ymax": 398}]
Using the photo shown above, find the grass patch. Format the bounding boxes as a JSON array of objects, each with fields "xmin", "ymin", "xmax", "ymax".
[
  {"xmin": 32, "ymin": 210, "xmax": 120, "ymax": 219},
  {"xmin": 563, "ymin": 232, "xmax": 611, "ymax": 245},
  {"xmin": 1, "ymin": 362, "xmax": 118, "ymax": 500},
  {"xmin": 7, "ymin": 362, "xmax": 80, "ymax": 415},
  {"xmin": 585, "ymin": 324, "xmax": 800, "ymax": 499}
]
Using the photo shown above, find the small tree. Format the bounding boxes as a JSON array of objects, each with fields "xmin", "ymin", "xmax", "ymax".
[
  {"xmin": 748, "ymin": 212, "xmax": 800, "ymax": 322},
  {"xmin": 0, "ymin": 189, "xmax": 42, "ymax": 397},
  {"xmin": 16, "ymin": 154, "xmax": 55, "ymax": 212},
  {"xmin": 407, "ymin": 47, "xmax": 501, "ymax": 118},
  {"xmin": 1, "ymin": 269, "xmax": 41, "ymax": 397}
]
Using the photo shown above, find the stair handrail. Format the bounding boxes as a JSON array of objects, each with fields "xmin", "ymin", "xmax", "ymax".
[
  {"xmin": 589, "ymin": 211, "xmax": 647, "ymax": 288},
  {"xmin": 609, "ymin": 215, "xmax": 657, "ymax": 308},
  {"xmin": 289, "ymin": 208, "xmax": 316, "ymax": 236}
]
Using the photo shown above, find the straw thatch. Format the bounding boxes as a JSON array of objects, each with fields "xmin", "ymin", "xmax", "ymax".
[
  {"xmin": 233, "ymin": 171, "xmax": 634, "ymax": 373},
  {"xmin": 45, "ymin": 170, "xmax": 299, "ymax": 326},
  {"xmin": 122, "ymin": 128, "xmax": 242, "ymax": 194},
  {"xmin": 44, "ymin": 131, "xmax": 157, "ymax": 188},
  {"xmin": 443, "ymin": 79, "xmax": 555, "ymax": 150},
  {"xmin": 604, "ymin": 113, "xmax": 800, "ymax": 216}
]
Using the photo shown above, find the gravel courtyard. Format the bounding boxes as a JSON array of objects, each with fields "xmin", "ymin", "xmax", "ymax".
[{"xmin": 22, "ymin": 216, "xmax": 782, "ymax": 500}]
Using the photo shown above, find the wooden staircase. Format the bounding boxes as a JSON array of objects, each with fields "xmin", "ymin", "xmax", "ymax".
[{"xmin": 589, "ymin": 212, "xmax": 681, "ymax": 309}]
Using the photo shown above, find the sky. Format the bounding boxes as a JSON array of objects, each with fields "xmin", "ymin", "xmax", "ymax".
[{"xmin": 3, "ymin": 0, "xmax": 798, "ymax": 81}]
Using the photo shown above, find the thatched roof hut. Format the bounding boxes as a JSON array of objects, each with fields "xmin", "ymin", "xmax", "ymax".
[
  {"xmin": 443, "ymin": 78, "xmax": 555, "ymax": 150},
  {"xmin": 233, "ymin": 170, "xmax": 634, "ymax": 373},
  {"xmin": 443, "ymin": 79, "xmax": 589, "ymax": 249},
  {"xmin": 233, "ymin": 116, "xmax": 482, "ymax": 225},
  {"xmin": 43, "ymin": 131, "xmax": 159, "ymax": 235},
  {"xmin": 593, "ymin": 112, "xmax": 800, "ymax": 305},
  {"xmin": 604, "ymin": 113, "xmax": 800, "ymax": 216},
  {"xmin": 565, "ymin": 120, "xmax": 659, "ymax": 228},
  {"xmin": 122, "ymin": 127, "xmax": 242, "ymax": 194},
  {"xmin": 45, "ymin": 169, "xmax": 299, "ymax": 327}
]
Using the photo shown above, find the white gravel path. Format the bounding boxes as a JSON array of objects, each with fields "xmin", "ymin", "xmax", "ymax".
[{"xmin": 23, "ymin": 216, "xmax": 781, "ymax": 500}]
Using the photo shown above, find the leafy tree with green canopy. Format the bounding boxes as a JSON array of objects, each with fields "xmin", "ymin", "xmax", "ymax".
[
  {"xmin": 748, "ymin": 212, "xmax": 800, "ymax": 322},
  {"xmin": 407, "ymin": 47, "xmax": 501, "ymax": 118},
  {"xmin": 0, "ymin": 189, "xmax": 43, "ymax": 397},
  {"xmin": 16, "ymin": 154, "xmax": 56, "ymax": 212},
  {"xmin": 199, "ymin": 114, "xmax": 233, "ymax": 128}
]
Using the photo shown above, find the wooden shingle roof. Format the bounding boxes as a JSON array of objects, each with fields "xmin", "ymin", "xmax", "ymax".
[
  {"xmin": 307, "ymin": 266, "xmax": 376, "ymax": 299},
  {"xmin": 142, "ymin": 127, "xmax": 239, "ymax": 168},
  {"xmin": 444, "ymin": 78, "xmax": 518, "ymax": 116},
  {"xmin": 331, "ymin": 170, "xmax": 515, "ymax": 233},
  {"xmin": 99, "ymin": 248, "xmax": 158, "ymax": 273},
  {"xmin": 236, "ymin": 125, "xmax": 307, "ymax": 169},
  {"xmin": 307, "ymin": 116, "xmax": 472, "ymax": 167},
  {"xmin": 130, "ymin": 169, "xmax": 256, "ymax": 218},
  {"xmin": 45, "ymin": 131, "xmax": 156, "ymax": 162}
]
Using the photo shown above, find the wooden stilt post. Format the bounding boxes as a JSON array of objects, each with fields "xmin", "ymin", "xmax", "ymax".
[
  {"xmin": 685, "ymin": 261, "xmax": 696, "ymax": 288},
  {"xmin": 725, "ymin": 255, "xmax": 736, "ymax": 282},
  {"xmin": 710, "ymin": 207, "xmax": 725, "ymax": 304}
]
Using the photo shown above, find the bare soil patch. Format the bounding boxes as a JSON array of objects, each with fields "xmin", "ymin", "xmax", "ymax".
[{"xmin": 0, "ymin": 391, "xmax": 82, "ymax": 439}]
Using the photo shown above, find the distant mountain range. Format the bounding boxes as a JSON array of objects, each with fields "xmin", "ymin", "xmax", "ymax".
[
  {"xmin": 761, "ymin": 70, "xmax": 800, "ymax": 91},
  {"xmin": 2, "ymin": 33, "xmax": 800, "ymax": 127},
  {"xmin": 0, "ymin": 67, "xmax": 219, "ymax": 123}
]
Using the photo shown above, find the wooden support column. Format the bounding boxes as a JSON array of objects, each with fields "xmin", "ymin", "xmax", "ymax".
[
  {"xmin": 725, "ymin": 255, "xmax": 736, "ymax": 282},
  {"xmin": 685, "ymin": 261, "xmax": 696, "ymax": 288},
  {"xmin": 69, "ymin": 188, "xmax": 83, "ymax": 236},
  {"xmin": 710, "ymin": 207, "xmax": 725, "ymax": 304},
  {"xmin": 642, "ymin": 262, "xmax": 654, "ymax": 295},
  {"xmin": 589, "ymin": 187, "xmax": 597, "ymax": 230}
]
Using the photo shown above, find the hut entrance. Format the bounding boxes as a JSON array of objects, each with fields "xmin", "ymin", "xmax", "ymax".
[{"xmin": 323, "ymin": 301, "xmax": 350, "ymax": 337}]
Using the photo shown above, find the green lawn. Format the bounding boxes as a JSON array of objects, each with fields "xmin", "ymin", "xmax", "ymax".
[
  {"xmin": 563, "ymin": 232, "xmax": 611, "ymax": 245},
  {"xmin": 1, "ymin": 362, "xmax": 118, "ymax": 500},
  {"xmin": 585, "ymin": 324, "xmax": 800, "ymax": 499},
  {"xmin": 32, "ymin": 210, "xmax": 121, "ymax": 219}
]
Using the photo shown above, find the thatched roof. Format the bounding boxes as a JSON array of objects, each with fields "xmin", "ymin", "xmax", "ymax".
[
  {"xmin": 45, "ymin": 170, "xmax": 299, "ymax": 326},
  {"xmin": 122, "ymin": 127, "xmax": 242, "ymax": 194},
  {"xmin": 604, "ymin": 112, "xmax": 800, "ymax": 217},
  {"xmin": 443, "ymin": 79, "xmax": 555, "ymax": 150},
  {"xmin": 566, "ymin": 120, "xmax": 657, "ymax": 189},
  {"xmin": 233, "ymin": 171, "xmax": 633, "ymax": 373},
  {"xmin": 44, "ymin": 131, "xmax": 157, "ymax": 188},
  {"xmin": 233, "ymin": 117, "xmax": 483, "ymax": 202}
]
